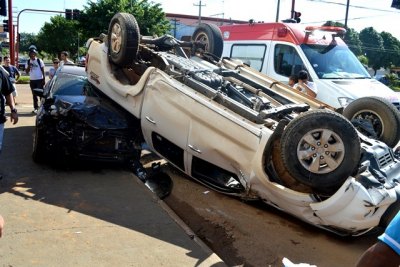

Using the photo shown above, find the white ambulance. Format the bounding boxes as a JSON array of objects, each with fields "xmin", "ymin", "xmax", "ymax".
[
  {"xmin": 220, "ymin": 22, "xmax": 400, "ymax": 108},
  {"xmin": 218, "ymin": 22, "xmax": 400, "ymax": 146}
]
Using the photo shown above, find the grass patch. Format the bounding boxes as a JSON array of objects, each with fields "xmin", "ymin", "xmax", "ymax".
[{"xmin": 17, "ymin": 76, "xmax": 30, "ymax": 84}]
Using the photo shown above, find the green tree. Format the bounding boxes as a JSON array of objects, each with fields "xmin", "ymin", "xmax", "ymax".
[
  {"xmin": 380, "ymin": 31, "xmax": 400, "ymax": 68},
  {"xmin": 36, "ymin": 15, "xmax": 80, "ymax": 60},
  {"xmin": 18, "ymin": 32, "xmax": 38, "ymax": 54},
  {"xmin": 78, "ymin": 0, "xmax": 170, "ymax": 42},
  {"xmin": 357, "ymin": 55, "xmax": 368, "ymax": 66},
  {"xmin": 359, "ymin": 27, "xmax": 384, "ymax": 74}
]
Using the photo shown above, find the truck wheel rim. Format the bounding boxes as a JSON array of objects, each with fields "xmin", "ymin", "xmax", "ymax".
[
  {"xmin": 296, "ymin": 128, "xmax": 345, "ymax": 174},
  {"xmin": 110, "ymin": 23, "xmax": 122, "ymax": 54}
]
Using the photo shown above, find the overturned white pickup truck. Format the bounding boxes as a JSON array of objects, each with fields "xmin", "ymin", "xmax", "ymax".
[{"xmin": 86, "ymin": 13, "xmax": 400, "ymax": 236}]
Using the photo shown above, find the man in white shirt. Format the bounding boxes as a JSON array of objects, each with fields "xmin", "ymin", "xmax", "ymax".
[
  {"xmin": 60, "ymin": 51, "xmax": 74, "ymax": 66},
  {"xmin": 25, "ymin": 48, "xmax": 45, "ymax": 113},
  {"xmin": 294, "ymin": 70, "xmax": 317, "ymax": 98}
]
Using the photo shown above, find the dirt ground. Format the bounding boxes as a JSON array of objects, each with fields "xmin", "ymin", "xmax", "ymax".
[{"xmin": 162, "ymin": 164, "xmax": 378, "ymax": 267}]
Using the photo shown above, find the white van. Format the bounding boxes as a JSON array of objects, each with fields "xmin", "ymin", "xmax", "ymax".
[{"xmin": 219, "ymin": 22, "xmax": 400, "ymax": 110}]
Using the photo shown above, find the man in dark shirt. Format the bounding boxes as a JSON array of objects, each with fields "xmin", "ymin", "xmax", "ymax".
[
  {"xmin": 0, "ymin": 64, "xmax": 18, "ymax": 179},
  {"xmin": 2, "ymin": 56, "xmax": 20, "ymax": 105}
]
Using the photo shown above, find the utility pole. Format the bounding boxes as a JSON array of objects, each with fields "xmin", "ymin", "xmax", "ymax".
[
  {"xmin": 276, "ymin": 0, "xmax": 281, "ymax": 22},
  {"xmin": 344, "ymin": 0, "xmax": 350, "ymax": 28},
  {"xmin": 290, "ymin": 0, "xmax": 295, "ymax": 19},
  {"xmin": 194, "ymin": 0, "xmax": 206, "ymax": 25}
]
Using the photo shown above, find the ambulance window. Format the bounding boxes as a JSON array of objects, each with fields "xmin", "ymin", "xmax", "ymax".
[
  {"xmin": 230, "ymin": 44, "xmax": 266, "ymax": 71},
  {"xmin": 274, "ymin": 44, "xmax": 305, "ymax": 77}
]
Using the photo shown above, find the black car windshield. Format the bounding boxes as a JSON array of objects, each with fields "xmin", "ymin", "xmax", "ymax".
[
  {"xmin": 301, "ymin": 44, "xmax": 370, "ymax": 79},
  {"xmin": 51, "ymin": 73, "xmax": 87, "ymax": 96}
]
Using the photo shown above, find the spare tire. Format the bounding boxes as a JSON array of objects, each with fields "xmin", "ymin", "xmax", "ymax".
[
  {"xmin": 280, "ymin": 110, "xmax": 361, "ymax": 194},
  {"xmin": 107, "ymin": 13, "xmax": 140, "ymax": 67},
  {"xmin": 192, "ymin": 23, "xmax": 223, "ymax": 58},
  {"xmin": 342, "ymin": 96, "xmax": 400, "ymax": 147}
]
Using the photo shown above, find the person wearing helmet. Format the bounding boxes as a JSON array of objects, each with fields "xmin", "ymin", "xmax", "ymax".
[{"xmin": 25, "ymin": 47, "xmax": 45, "ymax": 114}]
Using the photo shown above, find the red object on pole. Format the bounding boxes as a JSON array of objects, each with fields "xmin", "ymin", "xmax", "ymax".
[{"xmin": 8, "ymin": 0, "xmax": 14, "ymax": 65}]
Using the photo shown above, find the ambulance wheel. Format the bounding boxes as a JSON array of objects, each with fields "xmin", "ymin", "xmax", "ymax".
[
  {"xmin": 343, "ymin": 96, "xmax": 400, "ymax": 147},
  {"xmin": 192, "ymin": 23, "xmax": 223, "ymax": 58},
  {"xmin": 280, "ymin": 110, "xmax": 361, "ymax": 194},
  {"xmin": 107, "ymin": 12, "xmax": 140, "ymax": 67}
]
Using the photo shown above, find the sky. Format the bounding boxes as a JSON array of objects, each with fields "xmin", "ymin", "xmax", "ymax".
[{"xmin": 5, "ymin": 0, "xmax": 400, "ymax": 40}]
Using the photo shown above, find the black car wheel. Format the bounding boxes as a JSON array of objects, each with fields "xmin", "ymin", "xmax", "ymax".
[
  {"xmin": 343, "ymin": 96, "xmax": 400, "ymax": 147},
  {"xmin": 280, "ymin": 110, "xmax": 361, "ymax": 194},
  {"xmin": 107, "ymin": 12, "xmax": 140, "ymax": 67},
  {"xmin": 32, "ymin": 127, "xmax": 46, "ymax": 163},
  {"xmin": 192, "ymin": 23, "xmax": 223, "ymax": 58}
]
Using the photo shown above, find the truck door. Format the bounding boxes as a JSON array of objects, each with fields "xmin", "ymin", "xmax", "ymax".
[{"xmin": 141, "ymin": 71, "xmax": 191, "ymax": 171}]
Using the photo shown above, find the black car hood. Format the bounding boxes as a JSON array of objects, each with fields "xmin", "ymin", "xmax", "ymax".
[{"xmin": 53, "ymin": 95, "xmax": 136, "ymax": 130}]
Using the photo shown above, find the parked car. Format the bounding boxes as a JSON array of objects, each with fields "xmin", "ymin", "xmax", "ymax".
[
  {"xmin": 84, "ymin": 13, "xmax": 400, "ymax": 236},
  {"xmin": 18, "ymin": 57, "xmax": 28, "ymax": 71},
  {"xmin": 77, "ymin": 56, "xmax": 86, "ymax": 67}
]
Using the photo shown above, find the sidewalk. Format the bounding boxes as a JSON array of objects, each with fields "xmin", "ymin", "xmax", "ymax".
[{"xmin": 0, "ymin": 83, "xmax": 226, "ymax": 266}]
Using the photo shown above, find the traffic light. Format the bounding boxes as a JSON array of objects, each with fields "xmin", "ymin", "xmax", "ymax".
[
  {"xmin": 2, "ymin": 19, "xmax": 8, "ymax": 32},
  {"xmin": 65, "ymin": 9, "xmax": 72, "ymax": 20},
  {"xmin": 0, "ymin": 0, "xmax": 6, "ymax": 17},
  {"xmin": 294, "ymin": 11, "xmax": 301, "ymax": 23},
  {"xmin": 73, "ymin": 9, "xmax": 80, "ymax": 20},
  {"xmin": 392, "ymin": 0, "xmax": 400, "ymax": 9},
  {"xmin": 65, "ymin": 9, "xmax": 81, "ymax": 20}
]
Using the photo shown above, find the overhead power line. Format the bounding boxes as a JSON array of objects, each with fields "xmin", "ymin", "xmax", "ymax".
[{"xmin": 307, "ymin": 0, "xmax": 400, "ymax": 13}]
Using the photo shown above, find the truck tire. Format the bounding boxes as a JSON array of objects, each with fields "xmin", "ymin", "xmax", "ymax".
[
  {"xmin": 280, "ymin": 110, "xmax": 361, "ymax": 194},
  {"xmin": 107, "ymin": 13, "xmax": 140, "ymax": 67},
  {"xmin": 32, "ymin": 127, "xmax": 46, "ymax": 163},
  {"xmin": 343, "ymin": 96, "xmax": 400, "ymax": 147},
  {"xmin": 192, "ymin": 23, "xmax": 223, "ymax": 58}
]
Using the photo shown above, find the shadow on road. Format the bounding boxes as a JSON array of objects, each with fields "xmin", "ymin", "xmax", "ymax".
[{"xmin": 0, "ymin": 125, "xmax": 223, "ymax": 266}]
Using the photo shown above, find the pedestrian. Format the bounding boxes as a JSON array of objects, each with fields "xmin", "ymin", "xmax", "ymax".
[
  {"xmin": 2, "ymin": 56, "xmax": 21, "ymax": 105},
  {"xmin": 25, "ymin": 47, "xmax": 45, "ymax": 114},
  {"xmin": 60, "ymin": 51, "xmax": 74, "ymax": 66},
  {"xmin": 0, "ymin": 62, "xmax": 18, "ymax": 180},
  {"xmin": 49, "ymin": 58, "xmax": 60, "ymax": 80},
  {"xmin": 294, "ymin": 70, "xmax": 317, "ymax": 98},
  {"xmin": 355, "ymin": 211, "xmax": 400, "ymax": 267}
]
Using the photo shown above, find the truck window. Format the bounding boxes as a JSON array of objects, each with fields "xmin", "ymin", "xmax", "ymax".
[
  {"xmin": 274, "ymin": 44, "xmax": 305, "ymax": 77},
  {"xmin": 230, "ymin": 44, "xmax": 266, "ymax": 71},
  {"xmin": 301, "ymin": 44, "xmax": 370, "ymax": 79}
]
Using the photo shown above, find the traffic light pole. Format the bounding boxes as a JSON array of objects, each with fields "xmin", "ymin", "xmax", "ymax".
[{"xmin": 15, "ymin": 8, "xmax": 64, "ymax": 64}]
